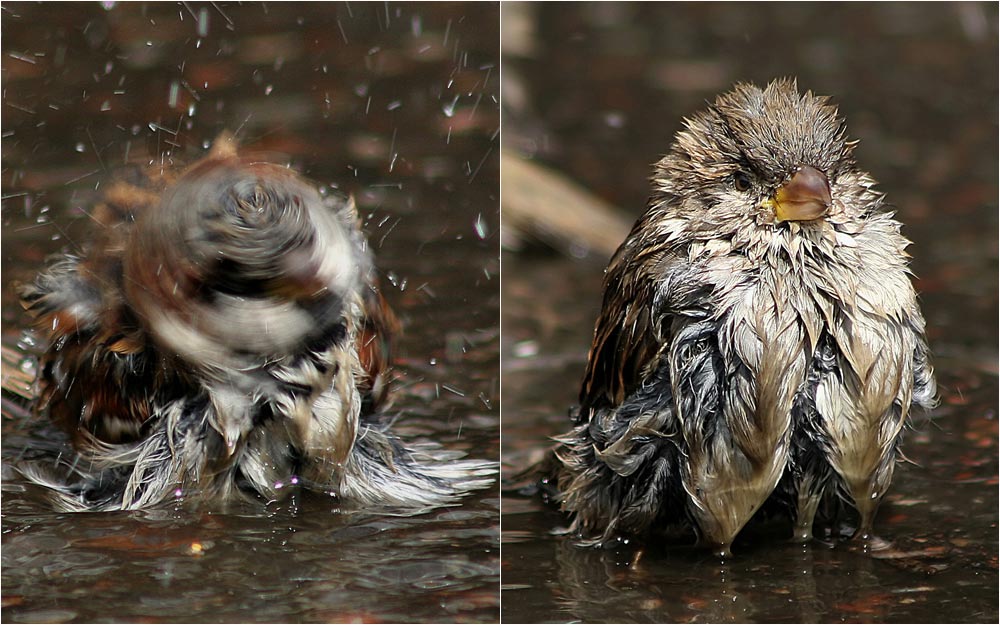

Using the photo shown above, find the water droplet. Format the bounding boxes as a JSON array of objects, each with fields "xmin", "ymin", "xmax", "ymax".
[
  {"xmin": 264, "ymin": 85, "xmax": 273, "ymax": 95},
  {"xmin": 473, "ymin": 213, "xmax": 489, "ymax": 239},
  {"xmin": 513, "ymin": 340, "xmax": 538, "ymax": 358},
  {"xmin": 75, "ymin": 142, "xmax": 85, "ymax": 152},
  {"xmin": 18, "ymin": 333, "xmax": 37, "ymax": 351},
  {"xmin": 442, "ymin": 95, "xmax": 459, "ymax": 117},
  {"xmin": 387, "ymin": 100, "xmax": 401, "ymax": 111},
  {"xmin": 196, "ymin": 7, "xmax": 210, "ymax": 37},
  {"xmin": 604, "ymin": 110, "xmax": 627, "ymax": 128},
  {"xmin": 167, "ymin": 81, "xmax": 179, "ymax": 108}
]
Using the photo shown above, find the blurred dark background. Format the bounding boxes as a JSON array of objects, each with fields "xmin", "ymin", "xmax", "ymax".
[{"xmin": 501, "ymin": 3, "xmax": 998, "ymax": 623}]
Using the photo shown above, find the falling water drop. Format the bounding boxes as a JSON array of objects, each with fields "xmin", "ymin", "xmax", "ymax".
[
  {"xmin": 442, "ymin": 95, "xmax": 459, "ymax": 117},
  {"xmin": 474, "ymin": 213, "xmax": 488, "ymax": 239},
  {"xmin": 167, "ymin": 81, "xmax": 179, "ymax": 108},
  {"xmin": 196, "ymin": 7, "xmax": 210, "ymax": 37}
]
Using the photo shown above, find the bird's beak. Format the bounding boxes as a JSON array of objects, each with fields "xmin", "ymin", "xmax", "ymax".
[{"xmin": 772, "ymin": 166, "xmax": 832, "ymax": 223}]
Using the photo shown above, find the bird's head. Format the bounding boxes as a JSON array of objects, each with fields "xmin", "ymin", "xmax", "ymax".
[
  {"xmin": 651, "ymin": 78, "xmax": 878, "ymax": 239},
  {"xmin": 122, "ymin": 142, "xmax": 369, "ymax": 376}
]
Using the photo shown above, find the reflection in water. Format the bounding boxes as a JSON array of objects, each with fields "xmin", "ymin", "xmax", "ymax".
[
  {"xmin": 511, "ymin": 523, "xmax": 957, "ymax": 623},
  {"xmin": 3, "ymin": 492, "xmax": 500, "ymax": 622}
]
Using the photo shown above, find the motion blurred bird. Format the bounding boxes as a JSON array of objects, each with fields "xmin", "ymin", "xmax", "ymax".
[
  {"xmin": 553, "ymin": 79, "xmax": 936, "ymax": 554},
  {"xmin": 19, "ymin": 134, "xmax": 494, "ymax": 512}
]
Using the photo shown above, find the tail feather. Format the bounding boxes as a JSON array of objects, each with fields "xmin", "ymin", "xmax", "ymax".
[
  {"xmin": 338, "ymin": 430, "xmax": 497, "ymax": 512},
  {"xmin": 16, "ymin": 403, "xmax": 496, "ymax": 513}
]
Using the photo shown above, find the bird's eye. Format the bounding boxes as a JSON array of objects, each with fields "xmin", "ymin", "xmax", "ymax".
[{"xmin": 733, "ymin": 171, "xmax": 753, "ymax": 192}]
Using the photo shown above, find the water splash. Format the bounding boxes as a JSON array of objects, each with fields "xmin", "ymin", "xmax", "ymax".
[{"xmin": 167, "ymin": 81, "xmax": 179, "ymax": 108}]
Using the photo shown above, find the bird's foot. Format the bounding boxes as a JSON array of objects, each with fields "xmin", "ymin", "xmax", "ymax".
[{"xmin": 848, "ymin": 528, "xmax": 892, "ymax": 553}]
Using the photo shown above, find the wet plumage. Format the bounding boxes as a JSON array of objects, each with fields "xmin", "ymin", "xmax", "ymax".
[
  {"xmin": 552, "ymin": 79, "xmax": 936, "ymax": 553},
  {"xmin": 18, "ymin": 136, "xmax": 494, "ymax": 512}
]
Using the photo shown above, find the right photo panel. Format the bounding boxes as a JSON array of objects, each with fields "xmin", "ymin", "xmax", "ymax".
[{"xmin": 500, "ymin": 3, "xmax": 998, "ymax": 623}]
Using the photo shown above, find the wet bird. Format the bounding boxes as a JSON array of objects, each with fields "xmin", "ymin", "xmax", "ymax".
[
  {"xmin": 18, "ymin": 135, "xmax": 494, "ymax": 512},
  {"xmin": 552, "ymin": 79, "xmax": 936, "ymax": 554}
]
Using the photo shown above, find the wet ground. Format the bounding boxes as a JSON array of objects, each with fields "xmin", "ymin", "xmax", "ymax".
[
  {"xmin": 501, "ymin": 3, "xmax": 998, "ymax": 623},
  {"xmin": 2, "ymin": 2, "xmax": 499, "ymax": 623}
]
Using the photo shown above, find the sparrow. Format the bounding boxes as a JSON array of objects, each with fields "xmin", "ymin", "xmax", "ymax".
[
  {"xmin": 18, "ymin": 134, "xmax": 494, "ymax": 511},
  {"xmin": 552, "ymin": 79, "xmax": 936, "ymax": 554}
]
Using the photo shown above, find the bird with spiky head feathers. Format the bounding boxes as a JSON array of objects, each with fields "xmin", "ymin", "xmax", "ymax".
[{"xmin": 552, "ymin": 79, "xmax": 936, "ymax": 554}]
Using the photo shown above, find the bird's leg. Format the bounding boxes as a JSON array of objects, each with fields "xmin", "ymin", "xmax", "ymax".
[
  {"xmin": 693, "ymin": 512, "xmax": 742, "ymax": 559},
  {"xmin": 696, "ymin": 533, "xmax": 733, "ymax": 559},
  {"xmin": 793, "ymin": 485, "xmax": 822, "ymax": 542},
  {"xmin": 712, "ymin": 542, "xmax": 733, "ymax": 560},
  {"xmin": 842, "ymin": 477, "xmax": 893, "ymax": 552},
  {"xmin": 792, "ymin": 462, "xmax": 834, "ymax": 542},
  {"xmin": 694, "ymin": 518, "xmax": 736, "ymax": 558},
  {"xmin": 849, "ymin": 485, "xmax": 879, "ymax": 543}
]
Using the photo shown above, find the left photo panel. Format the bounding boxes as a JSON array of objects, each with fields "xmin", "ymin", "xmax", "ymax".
[{"xmin": 1, "ymin": 2, "xmax": 500, "ymax": 622}]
